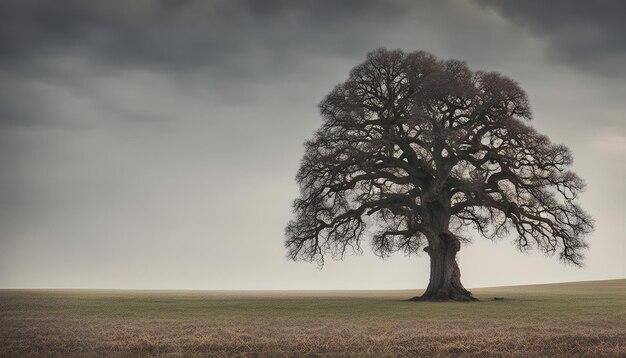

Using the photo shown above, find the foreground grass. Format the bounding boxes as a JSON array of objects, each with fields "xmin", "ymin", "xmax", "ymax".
[{"xmin": 1, "ymin": 279, "xmax": 624, "ymax": 357}]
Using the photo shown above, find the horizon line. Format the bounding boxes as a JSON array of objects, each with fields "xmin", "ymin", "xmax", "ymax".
[{"xmin": 0, "ymin": 277, "xmax": 624, "ymax": 292}]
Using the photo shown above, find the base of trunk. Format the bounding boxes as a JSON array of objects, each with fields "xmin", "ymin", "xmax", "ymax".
[
  {"xmin": 408, "ymin": 233, "xmax": 478, "ymax": 302},
  {"xmin": 407, "ymin": 291, "xmax": 478, "ymax": 302}
]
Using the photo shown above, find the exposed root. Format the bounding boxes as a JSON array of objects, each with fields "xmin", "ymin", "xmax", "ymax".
[{"xmin": 406, "ymin": 292, "xmax": 479, "ymax": 302}]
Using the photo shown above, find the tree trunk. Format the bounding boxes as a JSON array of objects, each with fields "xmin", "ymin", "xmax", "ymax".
[{"xmin": 409, "ymin": 233, "xmax": 477, "ymax": 301}]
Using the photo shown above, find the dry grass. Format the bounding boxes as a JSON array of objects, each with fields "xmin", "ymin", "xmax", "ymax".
[{"xmin": 1, "ymin": 279, "xmax": 624, "ymax": 357}]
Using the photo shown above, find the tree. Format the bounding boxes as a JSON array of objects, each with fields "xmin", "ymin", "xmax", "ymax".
[{"xmin": 285, "ymin": 49, "xmax": 593, "ymax": 301}]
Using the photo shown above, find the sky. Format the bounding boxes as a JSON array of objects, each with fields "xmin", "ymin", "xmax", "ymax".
[{"xmin": 1, "ymin": 0, "xmax": 624, "ymax": 290}]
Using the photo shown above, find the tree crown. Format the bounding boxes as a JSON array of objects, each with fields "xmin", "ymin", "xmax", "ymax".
[{"xmin": 286, "ymin": 48, "xmax": 593, "ymax": 266}]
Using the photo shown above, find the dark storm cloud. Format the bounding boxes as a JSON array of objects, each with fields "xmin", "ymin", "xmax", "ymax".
[
  {"xmin": 474, "ymin": 0, "xmax": 626, "ymax": 77},
  {"xmin": 0, "ymin": 0, "xmax": 410, "ymax": 73},
  {"xmin": 0, "ymin": 0, "xmax": 418, "ymax": 128}
]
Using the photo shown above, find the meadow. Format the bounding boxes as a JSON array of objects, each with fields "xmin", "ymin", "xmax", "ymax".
[{"xmin": 1, "ymin": 279, "xmax": 624, "ymax": 357}]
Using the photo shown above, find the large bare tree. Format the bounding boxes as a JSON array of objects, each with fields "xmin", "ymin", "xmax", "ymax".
[{"xmin": 285, "ymin": 49, "xmax": 593, "ymax": 301}]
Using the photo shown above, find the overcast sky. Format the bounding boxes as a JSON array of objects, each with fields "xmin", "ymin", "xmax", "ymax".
[{"xmin": 1, "ymin": 0, "xmax": 624, "ymax": 290}]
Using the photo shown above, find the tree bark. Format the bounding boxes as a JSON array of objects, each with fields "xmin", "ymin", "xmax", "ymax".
[{"xmin": 409, "ymin": 232, "xmax": 477, "ymax": 301}]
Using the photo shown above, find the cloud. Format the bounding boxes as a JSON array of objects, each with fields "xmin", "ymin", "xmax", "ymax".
[
  {"xmin": 474, "ymin": 0, "xmax": 626, "ymax": 78},
  {"xmin": 0, "ymin": 0, "xmax": 413, "ymax": 74},
  {"xmin": 0, "ymin": 0, "xmax": 424, "ymax": 128}
]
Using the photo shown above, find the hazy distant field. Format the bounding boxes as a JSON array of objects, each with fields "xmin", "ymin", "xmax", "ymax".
[{"xmin": 1, "ymin": 279, "xmax": 624, "ymax": 357}]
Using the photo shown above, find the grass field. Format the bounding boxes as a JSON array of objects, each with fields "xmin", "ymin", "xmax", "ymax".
[{"xmin": 1, "ymin": 279, "xmax": 624, "ymax": 357}]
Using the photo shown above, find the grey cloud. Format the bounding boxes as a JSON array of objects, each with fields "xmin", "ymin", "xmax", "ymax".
[
  {"xmin": 0, "ymin": 0, "xmax": 420, "ymax": 128},
  {"xmin": 0, "ymin": 0, "xmax": 411, "ymax": 74},
  {"xmin": 474, "ymin": 0, "xmax": 626, "ymax": 77}
]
